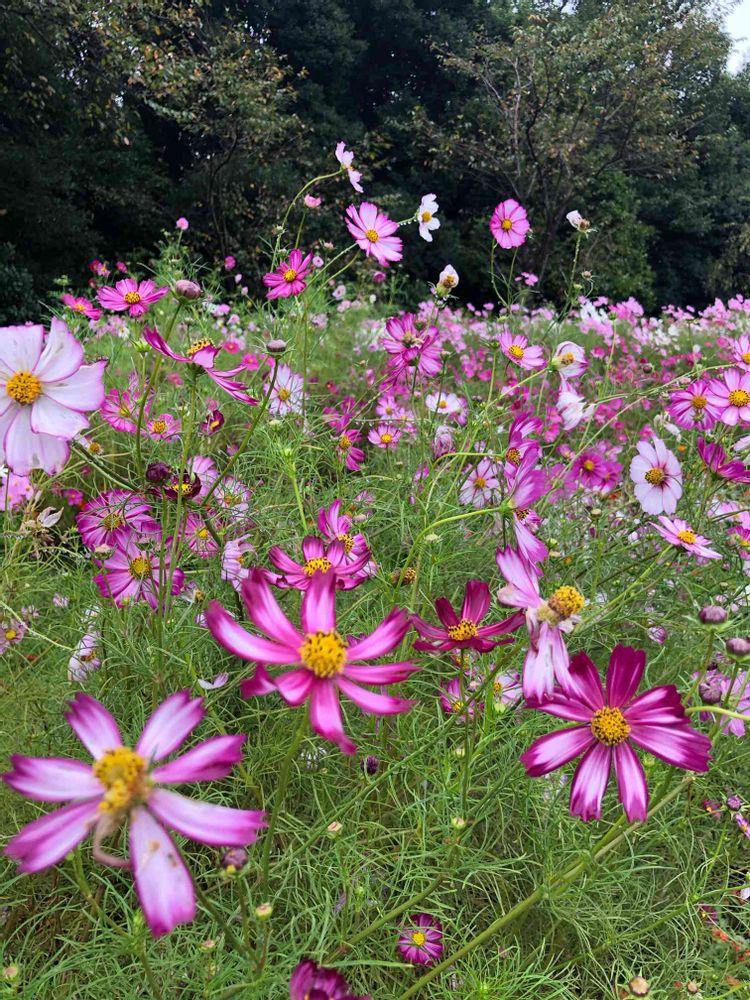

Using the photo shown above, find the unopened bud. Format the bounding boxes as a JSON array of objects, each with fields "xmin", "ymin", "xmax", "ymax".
[
  {"xmin": 255, "ymin": 902, "xmax": 273, "ymax": 920},
  {"xmin": 267, "ymin": 339, "xmax": 287, "ymax": 355},
  {"xmin": 3, "ymin": 966, "xmax": 19, "ymax": 982},
  {"xmin": 326, "ymin": 821, "xmax": 343, "ymax": 838},
  {"xmin": 628, "ymin": 976, "xmax": 650, "ymax": 997},
  {"xmin": 175, "ymin": 279, "xmax": 202, "ymax": 300},
  {"xmin": 686, "ymin": 983, "xmax": 701, "ymax": 996},
  {"xmin": 360, "ymin": 755, "xmax": 379, "ymax": 776},
  {"xmin": 220, "ymin": 847, "xmax": 248, "ymax": 874},
  {"xmin": 451, "ymin": 816, "xmax": 467, "ymax": 830},
  {"xmin": 145, "ymin": 461, "xmax": 172, "ymax": 484},
  {"xmin": 726, "ymin": 637, "xmax": 750, "ymax": 658},
  {"xmin": 699, "ymin": 605, "xmax": 727, "ymax": 625},
  {"xmin": 699, "ymin": 675, "xmax": 723, "ymax": 704}
]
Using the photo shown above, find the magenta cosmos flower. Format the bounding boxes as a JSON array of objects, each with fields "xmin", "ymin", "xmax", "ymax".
[
  {"xmin": 77, "ymin": 490, "xmax": 159, "ymax": 550},
  {"xmin": 94, "ymin": 535, "xmax": 185, "ymax": 609},
  {"xmin": 269, "ymin": 535, "xmax": 371, "ymax": 591},
  {"xmin": 0, "ymin": 320, "xmax": 107, "ymax": 475},
  {"xmin": 3, "ymin": 691, "xmax": 265, "ymax": 937},
  {"xmin": 263, "ymin": 249, "xmax": 314, "ymax": 300},
  {"xmin": 490, "ymin": 199, "xmax": 530, "ymax": 249},
  {"xmin": 97, "ymin": 278, "xmax": 168, "ymax": 318},
  {"xmin": 653, "ymin": 515, "xmax": 721, "ymax": 560},
  {"xmin": 290, "ymin": 958, "xmax": 370, "ymax": 999},
  {"xmin": 206, "ymin": 570, "xmax": 418, "ymax": 754},
  {"xmin": 499, "ymin": 331, "xmax": 545, "ymax": 370},
  {"xmin": 142, "ymin": 328, "xmax": 258, "ymax": 405},
  {"xmin": 629, "ymin": 437, "xmax": 682, "ymax": 515},
  {"xmin": 698, "ymin": 437, "xmax": 750, "ymax": 483},
  {"xmin": 414, "ymin": 579, "xmax": 523, "ymax": 654},
  {"xmin": 705, "ymin": 369, "xmax": 750, "ymax": 426},
  {"xmin": 521, "ymin": 646, "xmax": 711, "ymax": 822},
  {"xmin": 397, "ymin": 913, "xmax": 444, "ymax": 966},
  {"xmin": 666, "ymin": 379, "xmax": 720, "ymax": 431},
  {"xmin": 61, "ymin": 294, "xmax": 101, "ymax": 321},
  {"xmin": 345, "ymin": 203, "xmax": 403, "ymax": 267}
]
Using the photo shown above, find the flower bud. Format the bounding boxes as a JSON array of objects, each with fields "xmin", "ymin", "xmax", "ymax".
[
  {"xmin": 726, "ymin": 637, "xmax": 750, "ymax": 658},
  {"xmin": 727, "ymin": 794, "xmax": 742, "ymax": 811},
  {"xmin": 175, "ymin": 279, "xmax": 202, "ymax": 300},
  {"xmin": 220, "ymin": 847, "xmax": 248, "ymax": 874},
  {"xmin": 628, "ymin": 976, "xmax": 650, "ymax": 996},
  {"xmin": 699, "ymin": 675, "xmax": 723, "ymax": 704},
  {"xmin": 360, "ymin": 755, "xmax": 379, "ymax": 776},
  {"xmin": 326, "ymin": 821, "xmax": 343, "ymax": 838},
  {"xmin": 145, "ymin": 461, "xmax": 172, "ymax": 485},
  {"xmin": 267, "ymin": 339, "xmax": 287, "ymax": 355},
  {"xmin": 255, "ymin": 902, "xmax": 273, "ymax": 920},
  {"xmin": 451, "ymin": 816, "xmax": 467, "ymax": 831},
  {"xmin": 700, "ymin": 605, "xmax": 727, "ymax": 625}
]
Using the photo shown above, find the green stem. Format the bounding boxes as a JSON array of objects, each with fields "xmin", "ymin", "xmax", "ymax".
[
  {"xmin": 138, "ymin": 945, "xmax": 163, "ymax": 1000},
  {"xmin": 260, "ymin": 708, "xmax": 308, "ymax": 888}
]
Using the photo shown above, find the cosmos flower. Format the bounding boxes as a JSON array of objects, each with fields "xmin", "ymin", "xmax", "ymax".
[
  {"xmin": 267, "ymin": 363, "xmax": 304, "ymax": 415},
  {"xmin": 697, "ymin": 437, "xmax": 750, "ymax": 483},
  {"xmin": 142, "ymin": 328, "xmax": 258, "ymax": 405},
  {"xmin": 345, "ymin": 203, "xmax": 403, "ymax": 266},
  {"xmin": 335, "ymin": 427, "xmax": 365, "ymax": 472},
  {"xmin": 335, "ymin": 141, "xmax": 364, "ymax": 193},
  {"xmin": 705, "ymin": 369, "xmax": 750, "ymax": 426},
  {"xmin": 94, "ymin": 536, "xmax": 185, "ymax": 609},
  {"xmin": 76, "ymin": 491, "xmax": 159, "ymax": 550},
  {"xmin": 382, "ymin": 313, "xmax": 442, "ymax": 382},
  {"xmin": 666, "ymin": 379, "xmax": 720, "ymax": 431},
  {"xmin": 413, "ymin": 579, "xmax": 523, "ymax": 653},
  {"xmin": 732, "ymin": 334, "xmax": 750, "ymax": 373},
  {"xmin": 629, "ymin": 437, "xmax": 682, "ymax": 515},
  {"xmin": 220, "ymin": 536, "xmax": 257, "ymax": 591},
  {"xmin": 368, "ymin": 424, "xmax": 402, "ymax": 450},
  {"xmin": 147, "ymin": 413, "xmax": 181, "ymax": 441},
  {"xmin": 550, "ymin": 342, "xmax": 587, "ymax": 379},
  {"xmin": 290, "ymin": 958, "xmax": 369, "ymax": 999},
  {"xmin": 60, "ymin": 295, "xmax": 101, "ymax": 322},
  {"xmin": 3, "ymin": 691, "xmax": 265, "ymax": 937},
  {"xmin": 269, "ymin": 535, "xmax": 371, "ymax": 591},
  {"xmin": 436, "ymin": 264, "xmax": 459, "ymax": 294},
  {"xmin": 653, "ymin": 516, "xmax": 721, "ymax": 560},
  {"xmin": 263, "ymin": 249, "xmax": 314, "ymax": 300},
  {"xmin": 397, "ymin": 913, "xmax": 444, "ymax": 966},
  {"xmin": 206, "ymin": 570, "xmax": 418, "ymax": 754},
  {"xmin": 317, "ymin": 499, "xmax": 374, "ymax": 576},
  {"xmin": 459, "ymin": 458, "xmax": 500, "ymax": 508},
  {"xmin": 417, "ymin": 194, "xmax": 440, "ymax": 242},
  {"xmin": 521, "ymin": 645, "xmax": 711, "ymax": 822},
  {"xmin": 498, "ymin": 331, "xmax": 545, "ymax": 370},
  {"xmin": 97, "ymin": 279, "xmax": 169, "ymax": 318},
  {"xmin": 0, "ymin": 320, "xmax": 107, "ymax": 475},
  {"xmin": 490, "ymin": 199, "xmax": 530, "ymax": 249}
]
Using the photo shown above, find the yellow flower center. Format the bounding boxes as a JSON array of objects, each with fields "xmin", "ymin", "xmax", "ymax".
[
  {"xmin": 5, "ymin": 629, "xmax": 17, "ymax": 641},
  {"xmin": 380, "ymin": 433, "xmax": 393, "ymax": 444},
  {"xmin": 118, "ymin": 405, "xmax": 131, "ymax": 417},
  {"xmin": 299, "ymin": 630, "xmax": 347, "ymax": 677},
  {"xmin": 677, "ymin": 529, "xmax": 696, "ymax": 545},
  {"xmin": 411, "ymin": 931, "xmax": 427, "ymax": 946},
  {"xmin": 421, "ymin": 211, "xmax": 432, "ymax": 223},
  {"xmin": 438, "ymin": 399, "xmax": 448, "ymax": 408},
  {"xmin": 583, "ymin": 459, "xmax": 595, "ymax": 472},
  {"xmin": 93, "ymin": 746, "xmax": 149, "ymax": 814},
  {"xmin": 365, "ymin": 228, "xmax": 380, "ymax": 243},
  {"xmin": 197, "ymin": 527, "xmax": 209, "ymax": 539},
  {"xmin": 303, "ymin": 557, "xmax": 332, "ymax": 577},
  {"xmin": 590, "ymin": 707, "xmax": 631, "ymax": 747},
  {"xmin": 186, "ymin": 338, "xmax": 214, "ymax": 357},
  {"xmin": 474, "ymin": 476, "xmax": 487, "ymax": 489},
  {"xmin": 493, "ymin": 680, "xmax": 504, "ymax": 695},
  {"xmin": 743, "ymin": 353, "xmax": 750, "ymax": 364},
  {"xmin": 506, "ymin": 447, "xmax": 521, "ymax": 466},
  {"xmin": 441, "ymin": 275, "xmax": 456, "ymax": 288},
  {"xmin": 6, "ymin": 371, "xmax": 42, "ymax": 405},
  {"xmin": 238, "ymin": 551, "xmax": 254, "ymax": 568},
  {"xmin": 89, "ymin": 442, "xmax": 102, "ymax": 455},
  {"xmin": 729, "ymin": 389, "xmax": 750, "ymax": 407},
  {"xmin": 336, "ymin": 532, "xmax": 355, "ymax": 555},
  {"xmin": 691, "ymin": 395, "xmax": 707, "ymax": 410},
  {"xmin": 123, "ymin": 291, "xmax": 141, "ymax": 305},
  {"xmin": 447, "ymin": 618, "xmax": 479, "ymax": 641},
  {"xmin": 128, "ymin": 556, "xmax": 151, "ymax": 579},
  {"xmin": 339, "ymin": 435, "xmax": 352, "ymax": 450},
  {"xmin": 75, "ymin": 302, "xmax": 87, "ymax": 312},
  {"xmin": 644, "ymin": 467, "xmax": 665, "ymax": 485},
  {"xmin": 102, "ymin": 512, "xmax": 125, "ymax": 531},
  {"xmin": 508, "ymin": 345, "xmax": 524, "ymax": 360},
  {"xmin": 451, "ymin": 701, "xmax": 465, "ymax": 714},
  {"xmin": 547, "ymin": 585, "xmax": 585, "ymax": 619},
  {"xmin": 560, "ymin": 351, "xmax": 575, "ymax": 365},
  {"xmin": 151, "ymin": 419, "xmax": 168, "ymax": 434},
  {"xmin": 278, "ymin": 388, "xmax": 291, "ymax": 402},
  {"xmin": 501, "ymin": 218, "xmax": 514, "ymax": 231},
  {"xmin": 283, "ymin": 268, "xmax": 298, "ymax": 282}
]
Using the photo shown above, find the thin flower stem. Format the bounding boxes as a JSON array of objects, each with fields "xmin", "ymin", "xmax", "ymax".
[
  {"xmin": 193, "ymin": 882, "xmax": 250, "ymax": 957},
  {"xmin": 288, "ymin": 463, "xmax": 308, "ymax": 533},
  {"xmin": 137, "ymin": 945, "xmax": 163, "ymax": 1000},
  {"xmin": 260, "ymin": 707, "xmax": 308, "ymax": 889},
  {"xmin": 135, "ymin": 299, "xmax": 183, "ymax": 479},
  {"xmin": 686, "ymin": 705, "xmax": 750, "ymax": 724}
]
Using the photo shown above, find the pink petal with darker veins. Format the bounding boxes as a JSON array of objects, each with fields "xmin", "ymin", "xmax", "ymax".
[
  {"xmin": 336, "ymin": 677, "xmax": 414, "ymax": 715},
  {"xmin": 136, "ymin": 690, "xmax": 205, "ymax": 762},
  {"xmin": 241, "ymin": 570, "xmax": 302, "ymax": 646},
  {"xmin": 205, "ymin": 600, "xmax": 297, "ymax": 663},
  {"xmin": 147, "ymin": 788, "xmax": 265, "ymax": 846},
  {"xmin": 150, "ymin": 734, "xmax": 246, "ymax": 784},
  {"xmin": 130, "ymin": 806, "xmax": 196, "ymax": 938},
  {"xmin": 300, "ymin": 573, "xmax": 337, "ymax": 634},
  {"xmin": 605, "ymin": 645, "xmax": 645, "ymax": 707}
]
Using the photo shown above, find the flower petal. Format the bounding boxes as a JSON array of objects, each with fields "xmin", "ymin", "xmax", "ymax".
[
  {"xmin": 130, "ymin": 806, "xmax": 196, "ymax": 938},
  {"xmin": 205, "ymin": 600, "xmax": 298, "ymax": 664},
  {"xmin": 241, "ymin": 570, "xmax": 302, "ymax": 647},
  {"xmin": 151, "ymin": 734, "xmax": 245, "ymax": 784},
  {"xmin": 33, "ymin": 318, "xmax": 83, "ymax": 382},
  {"xmin": 346, "ymin": 607, "xmax": 410, "ymax": 660},
  {"xmin": 309, "ymin": 681, "xmax": 356, "ymax": 754},
  {"xmin": 336, "ymin": 676, "xmax": 415, "ymax": 715},
  {"xmin": 136, "ymin": 690, "xmax": 205, "ymax": 762},
  {"xmin": 300, "ymin": 573, "xmax": 337, "ymax": 634},
  {"xmin": 147, "ymin": 789, "xmax": 266, "ymax": 846},
  {"xmin": 569, "ymin": 742, "xmax": 612, "ymax": 821},
  {"xmin": 627, "ymin": 722, "xmax": 711, "ymax": 772},
  {"xmin": 0, "ymin": 325, "xmax": 45, "ymax": 375},
  {"xmin": 614, "ymin": 742, "xmax": 649, "ymax": 822},
  {"xmin": 3, "ymin": 755, "xmax": 103, "ymax": 801},
  {"xmin": 5, "ymin": 799, "xmax": 101, "ymax": 873},
  {"xmin": 64, "ymin": 692, "xmax": 123, "ymax": 759},
  {"xmin": 605, "ymin": 645, "xmax": 645, "ymax": 708},
  {"xmin": 42, "ymin": 359, "xmax": 107, "ymax": 412},
  {"xmin": 461, "ymin": 579, "xmax": 490, "ymax": 622},
  {"xmin": 520, "ymin": 726, "xmax": 593, "ymax": 777}
]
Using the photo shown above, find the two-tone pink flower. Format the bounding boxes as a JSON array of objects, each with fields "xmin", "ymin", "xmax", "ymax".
[
  {"xmin": 413, "ymin": 579, "xmax": 523, "ymax": 653},
  {"xmin": 629, "ymin": 437, "xmax": 682, "ymax": 515},
  {"xmin": 142, "ymin": 328, "xmax": 258, "ymax": 405},
  {"xmin": 97, "ymin": 279, "xmax": 168, "ymax": 318}
]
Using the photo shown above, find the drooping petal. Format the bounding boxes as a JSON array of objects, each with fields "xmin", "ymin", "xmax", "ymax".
[
  {"xmin": 309, "ymin": 681, "xmax": 356, "ymax": 754},
  {"xmin": 64, "ymin": 692, "xmax": 123, "ymax": 758},
  {"xmin": 520, "ymin": 726, "xmax": 593, "ymax": 777},
  {"xmin": 205, "ymin": 600, "xmax": 298, "ymax": 664},
  {"xmin": 336, "ymin": 676, "xmax": 415, "ymax": 715},
  {"xmin": 5, "ymin": 798, "xmax": 101, "ymax": 873},
  {"xmin": 151, "ymin": 734, "xmax": 245, "ymax": 784},
  {"xmin": 240, "ymin": 570, "xmax": 302, "ymax": 647},
  {"xmin": 130, "ymin": 806, "xmax": 196, "ymax": 938},
  {"xmin": 136, "ymin": 690, "xmax": 205, "ymax": 762},
  {"xmin": 3, "ymin": 755, "xmax": 103, "ymax": 801},
  {"xmin": 346, "ymin": 607, "xmax": 410, "ymax": 661},
  {"xmin": 605, "ymin": 645, "xmax": 645, "ymax": 708},
  {"xmin": 569, "ymin": 742, "xmax": 612, "ymax": 821},
  {"xmin": 300, "ymin": 573, "xmax": 337, "ymax": 634},
  {"xmin": 614, "ymin": 742, "xmax": 649, "ymax": 822},
  {"xmin": 147, "ymin": 789, "xmax": 266, "ymax": 846}
]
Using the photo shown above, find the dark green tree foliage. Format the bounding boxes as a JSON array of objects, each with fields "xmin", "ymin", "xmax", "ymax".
[{"xmin": 1, "ymin": 0, "xmax": 750, "ymax": 316}]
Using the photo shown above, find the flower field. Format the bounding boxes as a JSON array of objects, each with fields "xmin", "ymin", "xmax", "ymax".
[{"xmin": 2, "ymin": 162, "xmax": 750, "ymax": 999}]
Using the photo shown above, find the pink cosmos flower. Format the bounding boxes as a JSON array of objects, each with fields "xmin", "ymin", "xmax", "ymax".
[
  {"xmin": 439, "ymin": 676, "xmax": 480, "ymax": 721},
  {"xmin": 335, "ymin": 428, "xmax": 365, "ymax": 471},
  {"xmin": 629, "ymin": 437, "xmax": 683, "ymax": 515},
  {"xmin": 557, "ymin": 382, "xmax": 594, "ymax": 431},
  {"xmin": 317, "ymin": 499, "xmax": 374, "ymax": 576},
  {"xmin": 345, "ymin": 203, "xmax": 403, "ymax": 267},
  {"xmin": 142, "ymin": 328, "xmax": 258, "ymax": 405},
  {"xmin": 147, "ymin": 412, "xmax": 181, "ymax": 441},
  {"xmin": 698, "ymin": 437, "xmax": 750, "ymax": 483},
  {"xmin": 397, "ymin": 913, "xmax": 444, "ymax": 966},
  {"xmin": 68, "ymin": 629, "xmax": 101, "ymax": 682},
  {"xmin": 290, "ymin": 958, "xmax": 369, "ymax": 1000},
  {"xmin": 176, "ymin": 217, "xmax": 189, "ymax": 230},
  {"xmin": 666, "ymin": 379, "xmax": 720, "ymax": 431},
  {"xmin": 496, "ymin": 546, "xmax": 584, "ymax": 701},
  {"xmin": 304, "ymin": 194, "xmax": 322, "ymax": 208},
  {"xmin": 459, "ymin": 457, "xmax": 500, "ymax": 508},
  {"xmin": 61, "ymin": 294, "xmax": 101, "ymax": 322},
  {"xmin": 3, "ymin": 691, "xmax": 265, "ymax": 937},
  {"xmin": 490, "ymin": 199, "xmax": 530, "ymax": 249},
  {"xmin": 499, "ymin": 331, "xmax": 544, "ymax": 370},
  {"xmin": 571, "ymin": 449, "xmax": 609, "ymax": 491},
  {"xmin": 97, "ymin": 279, "xmax": 169, "ymax": 318},
  {"xmin": 413, "ymin": 579, "xmax": 523, "ymax": 653},
  {"xmin": 335, "ymin": 141, "xmax": 364, "ymax": 193},
  {"xmin": 267, "ymin": 363, "xmax": 304, "ymax": 415},
  {"xmin": 221, "ymin": 536, "xmax": 257, "ymax": 591},
  {"xmin": 425, "ymin": 391, "xmax": 465, "ymax": 422},
  {"xmin": 263, "ymin": 249, "xmax": 313, "ymax": 300},
  {"xmin": 705, "ymin": 369, "xmax": 750, "ymax": 426},
  {"xmin": 0, "ymin": 468, "xmax": 37, "ymax": 511},
  {"xmin": 206, "ymin": 570, "xmax": 418, "ymax": 754},
  {"xmin": 731, "ymin": 334, "xmax": 750, "ymax": 372},
  {"xmin": 94, "ymin": 536, "xmax": 185, "ymax": 609},
  {"xmin": 551, "ymin": 341, "xmax": 587, "ymax": 379},
  {"xmin": 269, "ymin": 535, "xmax": 370, "ymax": 591},
  {"xmin": 521, "ymin": 646, "xmax": 711, "ymax": 822},
  {"xmin": 382, "ymin": 313, "xmax": 442, "ymax": 383},
  {"xmin": 182, "ymin": 513, "xmax": 220, "ymax": 557},
  {"xmin": 0, "ymin": 320, "xmax": 107, "ymax": 475},
  {"xmin": 77, "ymin": 491, "xmax": 159, "ymax": 550},
  {"xmin": 368, "ymin": 423, "xmax": 402, "ymax": 450},
  {"xmin": 653, "ymin": 516, "xmax": 721, "ymax": 560},
  {"xmin": 101, "ymin": 376, "xmax": 150, "ymax": 435}
]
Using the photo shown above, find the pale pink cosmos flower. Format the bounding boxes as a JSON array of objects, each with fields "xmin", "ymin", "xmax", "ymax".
[
  {"xmin": 653, "ymin": 516, "xmax": 721, "ymax": 560},
  {"xmin": 498, "ymin": 331, "xmax": 545, "ymax": 370},
  {"xmin": 176, "ymin": 217, "xmax": 189, "ymax": 230},
  {"xmin": 61, "ymin": 294, "xmax": 101, "ymax": 322},
  {"xmin": 94, "ymin": 536, "xmax": 185, "ymax": 609},
  {"xmin": 3, "ymin": 691, "xmax": 265, "ymax": 937},
  {"xmin": 490, "ymin": 199, "xmax": 530, "ymax": 249},
  {"xmin": 557, "ymin": 382, "xmax": 594, "ymax": 431},
  {"xmin": 731, "ymin": 334, "xmax": 750, "ymax": 373},
  {"xmin": 267, "ymin": 363, "xmax": 304, "ymax": 416},
  {"xmin": 0, "ymin": 320, "xmax": 107, "ymax": 475},
  {"xmin": 368, "ymin": 423, "xmax": 401, "ymax": 450},
  {"xmin": 97, "ymin": 279, "xmax": 169, "ymax": 318},
  {"xmin": 221, "ymin": 536, "xmax": 257, "ymax": 591},
  {"xmin": 263, "ymin": 249, "xmax": 313, "ymax": 300},
  {"xmin": 629, "ymin": 437, "xmax": 682, "ymax": 515},
  {"xmin": 551, "ymin": 341, "xmax": 587, "ymax": 379},
  {"xmin": 206, "ymin": 571, "xmax": 418, "ymax": 755},
  {"xmin": 459, "ymin": 458, "xmax": 500, "ymax": 508},
  {"xmin": 77, "ymin": 490, "xmax": 159, "ymax": 550},
  {"xmin": 345, "ymin": 203, "xmax": 403, "ymax": 267},
  {"xmin": 425, "ymin": 391, "xmax": 465, "ymax": 422},
  {"xmin": 705, "ymin": 368, "xmax": 750, "ymax": 426},
  {"xmin": 304, "ymin": 194, "xmax": 322, "ymax": 208},
  {"xmin": 147, "ymin": 413, "xmax": 181, "ymax": 441},
  {"xmin": 335, "ymin": 141, "xmax": 363, "ymax": 193}
]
